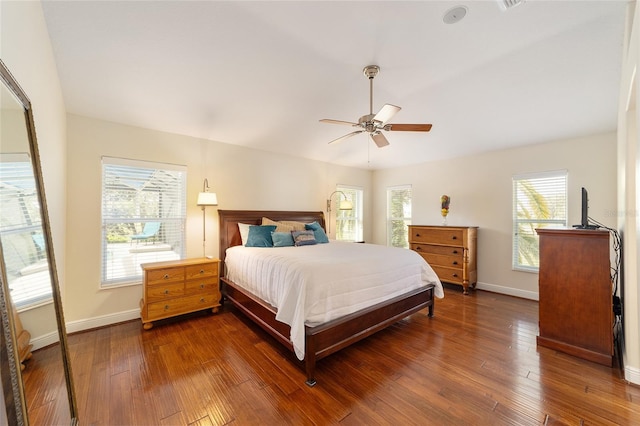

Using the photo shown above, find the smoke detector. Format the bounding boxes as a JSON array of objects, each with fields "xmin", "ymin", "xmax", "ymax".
[{"xmin": 443, "ymin": 6, "xmax": 468, "ymax": 24}]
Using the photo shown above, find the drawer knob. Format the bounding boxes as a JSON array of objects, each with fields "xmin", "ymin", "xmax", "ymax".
[
  {"xmin": 452, "ymin": 250, "xmax": 458, "ymax": 254},
  {"xmin": 200, "ymin": 269, "xmax": 205, "ymax": 274},
  {"xmin": 164, "ymin": 289, "xmax": 169, "ymax": 295},
  {"xmin": 452, "ymin": 273, "xmax": 458, "ymax": 277},
  {"xmin": 451, "ymin": 236, "xmax": 457, "ymax": 240},
  {"xmin": 416, "ymin": 233, "xmax": 420, "ymax": 237},
  {"xmin": 163, "ymin": 274, "xmax": 169, "ymax": 280},
  {"xmin": 416, "ymin": 247, "xmax": 421, "ymax": 251},
  {"xmin": 200, "ymin": 284, "xmax": 205, "ymax": 289},
  {"xmin": 452, "ymin": 261, "xmax": 458, "ymax": 265},
  {"xmin": 164, "ymin": 305, "xmax": 170, "ymax": 310},
  {"xmin": 200, "ymin": 298, "xmax": 205, "ymax": 303}
]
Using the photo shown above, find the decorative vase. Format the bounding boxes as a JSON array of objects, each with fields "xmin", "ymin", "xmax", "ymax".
[{"xmin": 440, "ymin": 195, "xmax": 450, "ymax": 226}]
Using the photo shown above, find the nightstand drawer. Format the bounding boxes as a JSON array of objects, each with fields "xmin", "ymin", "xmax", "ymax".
[
  {"xmin": 186, "ymin": 263, "xmax": 217, "ymax": 280},
  {"xmin": 146, "ymin": 282, "xmax": 185, "ymax": 302},
  {"xmin": 185, "ymin": 278, "xmax": 218, "ymax": 295},
  {"xmin": 147, "ymin": 268, "xmax": 185, "ymax": 285},
  {"xmin": 147, "ymin": 294, "xmax": 215, "ymax": 320},
  {"xmin": 410, "ymin": 228, "xmax": 464, "ymax": 245}
]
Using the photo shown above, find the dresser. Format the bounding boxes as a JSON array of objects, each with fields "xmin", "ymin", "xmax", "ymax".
[
  {"xmin": 140, "ymin": 257, "xmax": 221, "ymax": 330},
  {"xmin": 536, "ymin": 228, "xmax": 613, "ymax": 366},
  {"xmin": 408, "ymin": 225, "xmax": 478, "ymax": 294}
]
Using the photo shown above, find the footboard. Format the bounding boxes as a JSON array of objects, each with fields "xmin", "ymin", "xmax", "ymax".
[{"xmin": 223, "ymin": 277, "xmax": 435, "ymax": 386}]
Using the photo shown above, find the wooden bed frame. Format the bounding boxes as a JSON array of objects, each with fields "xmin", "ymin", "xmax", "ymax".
[{"xmin": 218, "ymin": 209, "xmax": 435, "ymax": 386}]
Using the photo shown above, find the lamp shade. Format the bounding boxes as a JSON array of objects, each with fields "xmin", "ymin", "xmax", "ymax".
[
  {"xmin": 339, "ymin": 200, "xmax": 353, "ymax": 210},
  {"xmin": 197, "ymin": 192, "xmax": 218, "ymax": 206}
]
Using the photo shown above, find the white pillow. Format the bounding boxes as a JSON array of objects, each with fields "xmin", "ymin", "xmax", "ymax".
[{"xmin": 238, "ymin": 223, "xmax": 251, "ymax": 246}]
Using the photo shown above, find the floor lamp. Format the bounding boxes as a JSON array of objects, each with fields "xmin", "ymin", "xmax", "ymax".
[
  {"xmin": 326, "ymin": 190, "xmax": 353, "ymax": 234},
  {"xmin": 197, "ymin": 179, "xmax": 218, "ymax": 257}
]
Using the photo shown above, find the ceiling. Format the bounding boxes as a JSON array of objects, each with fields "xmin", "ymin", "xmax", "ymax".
[{"xmin": 41, "ymin": 1, "xmax": 628, "ymax": 170}]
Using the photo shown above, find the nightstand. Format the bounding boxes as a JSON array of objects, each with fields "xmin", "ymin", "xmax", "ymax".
[{"xmin": 139, "ymin": 257, "xmax": 221, "ymax": 330}]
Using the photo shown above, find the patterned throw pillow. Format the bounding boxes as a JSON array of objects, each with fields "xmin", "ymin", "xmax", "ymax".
[
  {"xmin": 305, "ymin": 221, "xmax": 329, "ymax": 244},
  {"xmin": 291, "ymin": 230, "xmax": 317, "ymax": 246}
]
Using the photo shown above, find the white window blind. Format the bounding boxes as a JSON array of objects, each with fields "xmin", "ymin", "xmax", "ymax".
[
  {"xmin": 101, "ymin": 157, "xmax": 186, "ymax": 286},
  {"xmin": 387, "ymin": 185, "xmax": 412, "ymax": 248},
  {"xmin": 512, "ymin": 170, "xmax": 567, "ymax": 272},
  {"xmin": 0, "ymin": 153, "xmax": 52, "ymax": 309},
  {"xmin": 336, "ymin": 185, "xmax": 363, "ymax": 242}
]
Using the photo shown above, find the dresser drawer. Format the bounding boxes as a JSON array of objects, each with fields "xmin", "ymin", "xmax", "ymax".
[
  {"xmin": 147, "ymin": 294, "xmax": 217, "ymax": 320},
  {"xmin": 418, "ymin": 252, "xmax": 464, "ymax": 268},
  {"xmin": 147, "ymin": 267, "xmax": 185, "ymax": 285},
  {"xmin": 411, "ymin": 243, "xmax": 464, "ymax": 257},
  {"xmin": 185, "ymin": 278, "xmax": 218, "ymax": 295},
  {"xmin": 146, "ymin": 282, "xmax": 185, "ymax": 302},
  {"xmin": 410, "ymin": 228, "xmax": 464, "ymax": 246},
  {"xmin": 186, "ymin": 263, "xmax": 217, "ymax": 280},
  {"xmin": 431, "ymin": 265, "xmax": 464, "ymax": 285}
]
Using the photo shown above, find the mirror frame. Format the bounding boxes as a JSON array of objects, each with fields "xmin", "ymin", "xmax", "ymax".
[{"xmin": 0, "ymin": 59, "xmax": 78, "ymax": 424}]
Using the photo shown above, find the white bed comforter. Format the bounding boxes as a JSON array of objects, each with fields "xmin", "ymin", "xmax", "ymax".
[{"xmin": 225, "ymin": 241, "xmax": 444, "ymax": 360}]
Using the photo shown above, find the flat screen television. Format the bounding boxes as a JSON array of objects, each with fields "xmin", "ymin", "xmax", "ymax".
[{"xmin": 573, "ymin": 187, "xmax": 598, "ymax": 229}]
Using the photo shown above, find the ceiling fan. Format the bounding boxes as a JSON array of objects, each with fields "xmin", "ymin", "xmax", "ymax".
[{"xmin": 320, "ymin": 65, "xmax": 432, "ymax": 148}]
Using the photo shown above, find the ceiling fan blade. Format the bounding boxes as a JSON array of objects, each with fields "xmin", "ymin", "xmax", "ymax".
[
  {"xmin": 387, "ymin": 123, "xmax": 433, "ymax": 132},
  {"xmin": 320, "ymin": 119, "xmax": 358, "ymax": 126},
  {"xmin": 328, "ymin": 130, "xmax": 364, "ymax": 145},
  {"xmin": 373, "ymin": 104, "xmax": 401, "ymax": 125},
  {"xmin": 371, "ymin": 131, "xmax": 390, "ymax": 148}
]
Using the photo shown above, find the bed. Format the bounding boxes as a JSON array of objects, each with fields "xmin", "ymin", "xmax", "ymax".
[{"xmin": 218, "ymin": 209, "xmax": 443, "ymax": 386}]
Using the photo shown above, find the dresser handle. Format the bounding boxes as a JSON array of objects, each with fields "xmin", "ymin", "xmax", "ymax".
[
  {"xmin": 451, "ymin": 236, "xmax": 457, "ymax": 240},
  {"xmin": 415, "ymin": 246, "xmax": 421, "ymax": 251},
  {"xmin": 164, "ymin": 305, "xmax": 170, "ymax": 310},
  {"xmin": 415, "ymin": 233, "xmax": 420, "ymax": 237},
  {"xmin": 200, "ymin": 269, "xmax": 205, "ymax": 274},
  {"xmin": 164, "ymin": 289, "xmax": 169, "ymax": 295},
  {"xmin": 452, "ymin": 250, "xmax": 458, "ymax": 254},
  {"xmin": 200, "ymin": 298, "xmax": 205, "ymax": 303},
  {"xmin": 163, "ymin": 274, "xmax": 169, "ymax": 280},
  {"xmin": 200, "ymin": 284, "xmax": 205, "ymax": 289},
  {"xmin": 452, "ymin": 273, "xmax": 458, "ymax": 277},
  {"xmin": 452, "ymin": 261, "xmax": 458, "ymax": 265}
]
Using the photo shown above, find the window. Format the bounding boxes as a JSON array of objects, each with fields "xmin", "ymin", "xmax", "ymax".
[
  {"xmin": 101, "ymin": 157, "xmax": 186, "ymax": 287},
  {"xmin": 512, "ymin": 170, "xmax": 567, "ymax": 272},
  {"xmin": 336, "ymin": 185, "xmax": 363, "ymax": 242},
  {"xmin": 0, "ymin": 153, "xmax": 52, "ymax": 309},
  {"xmin": 387, "ymin": 185, "xmax": 412, "ymax": 248}
]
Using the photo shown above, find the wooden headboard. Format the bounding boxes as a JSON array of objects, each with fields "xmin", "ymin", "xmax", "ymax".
[{"xmin": 218, "ymin": 210, "xmax": 325, "ymax": 276}]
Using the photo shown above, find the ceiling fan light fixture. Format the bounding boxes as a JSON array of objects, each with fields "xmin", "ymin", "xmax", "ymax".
[{"xmin": 497, "ymin": 0, "xmax": 525, "ymax": 11}]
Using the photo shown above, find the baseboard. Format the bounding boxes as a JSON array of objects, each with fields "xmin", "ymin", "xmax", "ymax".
[
  {"xmin": 30, "ymin": 308, "xmax": 140, "ymax": 351},
  {"xmin": 475, "ymin": 281, "xmax": 539, "ymax": 301},
  {"xmin": 625, "ymin": 365, "xmax": 640, "ymax": 385},
  {"xmin": 65, "ymin": 308, "xmax": 140, "ymax": 334}
]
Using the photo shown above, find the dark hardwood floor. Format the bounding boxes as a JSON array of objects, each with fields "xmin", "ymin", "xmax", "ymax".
[{"xmin": 22, "ymin": 285, "xmax": 640, "ymax": 425}]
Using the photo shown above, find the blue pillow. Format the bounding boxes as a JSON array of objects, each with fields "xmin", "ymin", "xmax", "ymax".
[
  {"xmin": 246, "ymin": 225, "xmax": 277, "ymax": 247},
  {"xmin": 291, "ymin": 230, "xmax": 317, "ymax": 246},
  {"xmin": 305, "ymin": 221, "xmax": 329, "ymax": 244},
  {"xmin": 272, "ymin": 231, "xmax": 294, "ymax": 247}
]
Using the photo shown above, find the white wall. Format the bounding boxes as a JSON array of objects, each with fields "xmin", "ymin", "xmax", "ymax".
[
  {"xmin": 618, "ymin": 0, "xmax": 640, "ymax": 386},
  {"xmin": 1, "ymin": 1, "xmax": 68, "ymax": 339},
  {"xmin": 373, "ymin": 132, "xmax": 617, "ymax": 299},
  {"xmin": 64, "ymin": 114, "xmax": 372, "ymax": 328}
]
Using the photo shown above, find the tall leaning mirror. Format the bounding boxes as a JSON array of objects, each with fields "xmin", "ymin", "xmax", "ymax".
[{"xmin": 0, "ymin": 60, "xmax": 78, "ymax": 424}]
